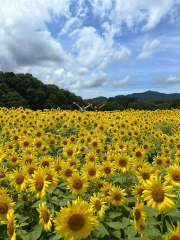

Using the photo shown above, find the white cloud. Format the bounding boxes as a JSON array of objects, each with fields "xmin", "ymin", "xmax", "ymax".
[
  {"xmin": 137, "ymin": 39, "xmax": 160, "ymax": 60},
  {"xmin": 152, "ymin": 74, "xmax": 180, "ymax": 85},
  {"xmin": 58, "ymin": 18, "xmax": 78, "ymax": 37},
  {"xmin": 112, "ymin": 75, "xmax": 137, "ymax": 87}
]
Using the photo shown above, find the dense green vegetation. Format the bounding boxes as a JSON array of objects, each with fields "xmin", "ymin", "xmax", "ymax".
[{"xmin": 1, "ymin": 71, "xmax": 180, "ymax": 111}]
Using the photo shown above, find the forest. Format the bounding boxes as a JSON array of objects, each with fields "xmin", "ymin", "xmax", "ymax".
[{"xmin": 1, "ymin": 71, "xmax": 180, "ymax": 111}]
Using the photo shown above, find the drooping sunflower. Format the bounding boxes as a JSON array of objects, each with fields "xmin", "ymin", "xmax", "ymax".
[
  {"xmin": 43, "ymin": 167, "xmax": 59, "ymax": 189},
  {"xmin": 131, "ymin": 200, "xmax": 147, "ymax": 233},
  {"xmin": 107, "ymin": 186, "xmax": 127, "ymax": 206},
  {"xmin": 1, "ymin": 212, "xmax": 19, "ymax": 240},
  {"xmin": 0, "ymin": 194, "xmax": 15, "ymax": 220},
  {"xmin": 18, "ymin": 193, "xmax": 32, "ymax": 205},
  {"xmin": 9, "ymin": 168, "xmax": 28, "ymax": 191},
  {"xmin": 143, "ymin": 176, "xmax": 176, "ymax": 214},
  {"xmin": 81, "ymin": 162, "xmax": 100, "ymax": 182},
  {"xmin": 163, "ymin": 221, "xmax": 180, "ymax": 240},
  {"xmin": 36, "ymin": 202, "xmax": 53, "ymax": 232},
  {"xmin": 54, "ymin": 197, "xmax": 99, "ymax": 240},
  {"xmin": 165, "ymin": 164, "xmax": 180, "ymax": 188},
  {"xmin": 29, "ymin": 168, "xmax": 50, "ymax": 199},
  {"xmin": 67, "ymin": 172, "xmax": 88, "ymax": 195},
  {"xmin": 90, "ymin": 192, "xmax": 107, "ymax": 218}
]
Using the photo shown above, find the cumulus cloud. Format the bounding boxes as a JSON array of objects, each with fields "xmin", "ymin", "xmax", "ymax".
[
  {"xmin": 112, "ymin": 75, "xmax": 137, "ymax": 87},
  {"xmin": 136, "ymin": 39, "xmax": 160, "ymax": 60},
  {"xmin": 152, "ymin": 75, "xmax": 180, "ymax": 85}
]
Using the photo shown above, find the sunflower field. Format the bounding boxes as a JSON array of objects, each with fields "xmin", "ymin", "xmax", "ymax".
[{"xmin": 1, "ymin": 107, "xmax": 180, "ymax": 240}]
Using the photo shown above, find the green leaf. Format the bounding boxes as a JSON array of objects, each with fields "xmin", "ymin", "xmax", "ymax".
[
  {"xmin": 30, "ymin": 230, "xmax": 42, "ymax": 240},
  {"xmin": 122, "ymin": 217, "xmax": 130, "ymax": 229},
  {"xmin": 94, "ymin": 223, "xmax": 109, "ymax": 238},
  {"xmin": 59, "ymin": 199, "xmax": 68, "ymax": 206},
  {"xmin": 18, "ymin": 216, "xmax": 30, "ymax": 224},
  {"xmin": 112, "ymin": 230, "xmax": 121, "ymax": 238},
  {"xmin": 49, "ymin": 233, "xmax": 59, "ymax": 240},
  {"xmin": 31, "ymin": 200, "xmax": 44, "ymax": 208},
  {"xmin": 127, "ymin": 226, "xmax": 136, "ymax": 237},
  {"xmin": 108, "ymin": 212, "xmax": 122, "ymax": 219},
  {"xmin": 140, "ymin": 227, "xmax": 162, "ymax": 237},
  {"xmin": 146, "ymin": 216, "xmax": 161, "ymax": 226},
  {"xmin": 128, "ymin": 238, "xmax": 151, "ymax": 240},
  {"xmin": 13, "ymin": 200, "xmax": 23, "ymax": 210},
  {"xmin": 165, "ymin": 219, "xmax": 173, "ymax": 231},
  {"xmin": 144, "ymin": 205, "xmax": 159, "ymax": 217},
  {"xmin": 106, "ymin": 222, "xmax": 122, "ymax": 229}
]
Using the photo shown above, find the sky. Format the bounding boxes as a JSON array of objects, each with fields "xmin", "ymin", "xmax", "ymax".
[{"xmin": 1, "ymin": 0, "xmax": 180, "ymax": 99}]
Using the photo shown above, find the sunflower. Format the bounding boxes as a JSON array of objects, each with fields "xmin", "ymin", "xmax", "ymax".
[
  {"xmin": 54, "ymin": 197, "xmax": 99, "ymax": 240},
  {"xmin": 100, "ymin": 161, "xmax": 115, "ymax": 178},
  {"xmin": 38, "ymin": 156, "xmax": 52, "ymax": 169},
  {"xmin": 89, "ymin": 138, "xmax": 102, "ymax": 151},
  {"xmin": 43, "ymin": 168, "xmax": 59, "ymax": 189},
  {"xmin": 67, "ymin": 172, "xmax": 88, "ymax": 195},
  {"xmin": 115, "ymin": 153, "xmax": 132, "ymax": 173},
  {"xmin": 142, "ymin": 141, "xmax": 151, "ymax": 152},
  {"xmin": 100, "ymin": 182, "xmax": 114, "ymax": 203},
  {"xmin": 68, "ymin": 135, "xmax": 77, "ymax": 144},
  {"xmin": 133, "ymin": 148, "xmax": 145, "ymax": 161},
  {"xmin": 135, "ymin": 166, "xmax": 156, "ymax": 184},
  {"xmin": 143, "ymin": 176, "xmax": 176, "ymax": 214},
  {"xmin": 18, "ymin": 193, "xmax": 32, "ymax": 205},
  {"xmin": 0, "ymin": 187, "xmax": 9, "ymax": 196},
  {"xmin": 131, "ymin": 184, "xmax": 145, "ymax": 201},
  {"xmin": 165, "ymin": 164, "xmax": 180, "ymax": 188},
  {"xmin": 33, "ymin": 137, "xmax": 44, "ymax": 151},
  {"xmin": 0, "ymin": 194, "xmax": 15, "ymax": 220},
  {"xmin": 116, "ymin": 140, "xmax": 127, "ymax": 152},
  {"xmin": 23, "ymin": 162, "xmax": 38, "ymax": 178},
  {"xmin": 29, "ymin": 168, "xmax": 50, "ymax": 199},
  {"xmin": 1, "ymin": 212, "xmax": 19, "ymax": 240},
  {"xmin": 61, "ymin": 164, "xmax": 77, "ymax": 181},
  {"xmin": 22, "ymin": 153, "xmax": 36, "ymax": 166},
  {"xmin": 85, "ymin": 152, "xmax": 99, "ymax": 163},
  {"xmin": 9, "ymin": 168, "xmax": 28, "ymax": 191},
  {"xmin": 131, "ymin": 200, "xmax": 147, "ymax": 233},
  {"xmin": 153, "ymin": 155, "xmax": 166, "ymax": 170},
  {"xmin": 90, "ymin": 193, "xmax": 107, "ymax": 218},
  {"xmin": 7, "ymin": 151, "xmax": 21, "ymax": 166},
  {"xmin": 67, "ymin": 157, "xmax": 80, "ymax": 169},
  {"xmin": 37, "ymin": 202, "xmax": 53, "ymax": 232},
  {"xmin": 60, "ymin": 137, "xmax": 69, "ymax": 147},
  {"xmin": 107, "ymin": 186, "xmax": 127, "ymax": 206},
  {"xmin": 81, "ymin": 162, "xmax": 100, "ymax": 182},
  {"xmin": 0, "ymin": 166, "xmax": 8, "ymax": 182},
  {"xmin": 63, "ymin": 145, "xmax": 75, "ymax": 159},
  {"xmin": 131, "ymin": 159, "xmax": 148, "ymax": 174},
  {"xmin": 163, "ymin": 221, "xmax": 180, "ymax": 240},
  {"xmin": 52, "ymin": 156, "xmax": 64, "ymax": 173}
]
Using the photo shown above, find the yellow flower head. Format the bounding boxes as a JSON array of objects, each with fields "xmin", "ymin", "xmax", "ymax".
[{"xmin": 37, "ymin": 202, "xmax": 53, "ymax": 232}]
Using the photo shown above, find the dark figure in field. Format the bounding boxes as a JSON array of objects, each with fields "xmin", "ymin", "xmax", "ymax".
[
  {"xmin": 88, "ymin": 102, "xmax": 105, "ymax": 111},
  {"xmin": 72, "ymin": 102, "xmax": 92, "ymax": 113}
]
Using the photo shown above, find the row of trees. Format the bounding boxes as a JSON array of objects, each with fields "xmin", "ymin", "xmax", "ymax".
[{"xmin": 0, "ymin": 71, "xmax": 180, "ymax": 111}]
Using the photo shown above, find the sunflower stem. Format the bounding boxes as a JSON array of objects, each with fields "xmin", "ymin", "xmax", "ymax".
[{"xmin": 161, "ymin": 212, "xmax": 164, "ymax": 235}]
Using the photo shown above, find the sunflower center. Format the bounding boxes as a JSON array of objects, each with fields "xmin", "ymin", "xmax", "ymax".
[
  {"xmin": 136, "ymin": 151, "xmax": 142, "ymax": 158},
  {"xmin": 25, "ymin": 158, "xmax": 32, "ymax": 164},
  {"xmin": 36, "ymin": 142, "xmax": 42, "ymax": 148},
  {"xmin": 144, "ymin": 144, "xmax": 148, "ymax": 149},
  {"xmin": 11, "ymin": 157, "xmax": 17, "ymax": 162},
  {"xmin": 35, "ymin": 178, "xmax": 44, "ymax": 191},
  {"xmin": 156, "ymin": 159, "xmax": 162, "ymax": 165},
  {"xmin": 172, "ymin": 172, "xmax": 180, "ymax": 182},
  {"xmin": 22, "ymin": 195, "xmax": 27, "ymax": 201},
  {"xmin": 65, "ymin": 169, "xmax": 72, "ymax": 177},
  {"xmin": 136, "ymin": 165, "xmax": 143, "ymax": 171},
  {"xmin": 8, "ymin": 222, "xmax": 14, "ymax": 237},
  {"xmin": 95, "ymin": 200, "xmax": 101, "ymax": 210},
  {"xmin": 67, "ymin": 150, "xmax": 73, "ymax": 156},
  {"xmin": 23, "ymin": 141, "xmax": 29, "ymax": 147},
  {"xmin": 42, "ymin": 161, "xmax": 49, "ymax": 167},
  {"xmin": 104, "ymin": 167, "xmax": 111, "ymax": 174},
  {"xmin": 114, "ymin": 193, "xmax": 121, "ymax": 201},
  {"xmin": 16, "ymin": 175, "xmax": 24, "ymax": 184},
  {"xmin": 98, "ymin": 183, "xmax": 103, "ymax": 189},
  {"xmin": 119, "ymin": 159, "xmax": 127, "ymax": 166},
  {"xmin": 43, "ymin": 211, "xmax": 49, "ymax": 223},
  {"xmin": 70, "ymin": 162, "xmax": 76, "ymax": 166},
  {"xmin": 28, "ymin": 167, "xmax": 35, "ymax": 175},
  {"xmin": 0, "ymin": 202, "xmax": 8, "ymax": 214},
  {"xmin": 73, "ymin": 180, "xmax": 82, "ymax": 189},
  {"xmin": 89, "ymin": 168, "xmax": 96, "ymax": 176},
  {"xmin": 152, "ymin": 188, "xmax": 164, "ymax": 202},
  {"xmin": 169, "ymin": 236, "xmax": 180, "ymax": 240},
  {"xmin": 46, "ymin": 174, "xmax": 52, "ymax": 182},
  {"xmin": 0, "ymin": 172, "xmax": 5, "ymax": 178},
  {"xmin": 134, "ymin": 209, "xmax": 141, "ymax": 221},
  {"xmin": 142, "ymin": 172, "xmax": 150, "ymax": 180},
  {"xmin": 92, "ymin": 142, "xmax": 98, "ymax": 147},
  {"xmin": 138, "ymin": 188, "xmax": 144, "ymax": 196},
  {"xmin": 68, "ymin": 214, "xmax": 85, "ymax": 231},
  {"xmin": 105, "ymin": 189, "xmax": 110, "ymax": 197}
]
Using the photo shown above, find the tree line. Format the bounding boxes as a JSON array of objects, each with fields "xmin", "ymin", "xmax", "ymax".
[{"xmin": 0, "ymin": 71, "xmax": 180, "ymax": 111}]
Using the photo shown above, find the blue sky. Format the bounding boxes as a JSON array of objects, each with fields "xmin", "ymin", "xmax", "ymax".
[{"xmin": 1, "ymin": 0, "xmax": 180, "ymax": 99}]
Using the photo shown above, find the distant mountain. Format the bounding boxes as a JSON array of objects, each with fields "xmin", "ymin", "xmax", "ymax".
[{"xmin": 115, "ymin": 90, "xmax": 180, "ymax": 101}]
